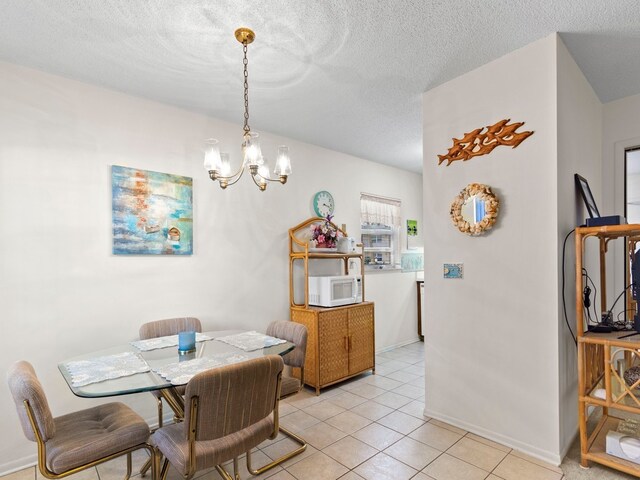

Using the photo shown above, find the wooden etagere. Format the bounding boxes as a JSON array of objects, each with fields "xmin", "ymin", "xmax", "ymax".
[
  {"xmin": 288, "ymin": 217, "xmax": 375, "ymax": 394},
  {"xmin": 576, "ymin": 224, "xmax": 640, "ymax": 477}
]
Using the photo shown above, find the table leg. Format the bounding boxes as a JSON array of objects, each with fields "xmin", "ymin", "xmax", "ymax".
[{"xmin": 159, "ymin": 387, "xmax": 185, "ymax": 418}]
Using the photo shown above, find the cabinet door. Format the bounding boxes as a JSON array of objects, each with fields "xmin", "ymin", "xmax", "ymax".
[
  {"xmin": 318, "ymin": 309, "xmax": 349, "ymax": 385},
  {"xmin": 348, "ymin": 303, "xmax": 375, "ymax": 375}
]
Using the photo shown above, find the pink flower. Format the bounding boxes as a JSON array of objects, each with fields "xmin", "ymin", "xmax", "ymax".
[{"xmin": 317, "ymin": 234, "xmax": 326, "ymax": 244}]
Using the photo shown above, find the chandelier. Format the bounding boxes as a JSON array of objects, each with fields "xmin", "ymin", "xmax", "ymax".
[{"xmin": 203, "ymin": 27, "xmax": 292, "ymax": 191}]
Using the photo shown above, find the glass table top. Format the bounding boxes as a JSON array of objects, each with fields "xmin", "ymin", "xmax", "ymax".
[{"xmin": 58, "ymin": 330, "xmax": 294, "ymax": 398}]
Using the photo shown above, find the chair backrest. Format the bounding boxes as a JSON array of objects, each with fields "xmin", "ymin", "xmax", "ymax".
[
  {"xmin": 139, "ymin": 317, "xmax": 202, "ymax": 340},
  {"xmin": 7, "ymin": 361, "xmax": 56, "ymax": 443},
  {"xmin": 184, "ymin": 355, "xmax": 283, "ymax": 441},
  {"xmin": 266, "ymin": 321, "xmax": 307, "ymax": 369}
]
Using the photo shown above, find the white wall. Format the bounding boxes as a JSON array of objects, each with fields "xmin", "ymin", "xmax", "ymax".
[
  {"xmin": 422, "ymin": 35, "xmax": 564, "ymax": 463},
  {"xmin": 0, "ymin": 61, "xmax": 422, "ymax": 473},
  {"xmin": 603, "ymin": 93, "xmax": 640, "ymax": 309},
  {"xmin": 556, "ymin": 37, "xmax": 602, "ymax": 458}
]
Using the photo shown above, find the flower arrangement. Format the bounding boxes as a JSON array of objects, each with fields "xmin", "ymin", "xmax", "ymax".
[{"xmin": 309, "ymin": 215, "xmax": 342, "ymax": 249}]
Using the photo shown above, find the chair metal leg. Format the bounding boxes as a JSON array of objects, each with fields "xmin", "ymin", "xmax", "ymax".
[
  {"xmin": 159, "ymin": 458, "xmax": 169, "ymax": 480},
  {"xmin": 233, "ymin": 458, "xmax": 240, "ymax": 480},
  {"xmin": 140, "ymin": 457, "xmax": 152, "ymax": 477},
  {"xmin": 214, "ymin": 461, "xmax": 236, "ymax": 480},
  {"xmin": 246, "ymin": 426, "xmax": 307, "ymax": 475},
  {"xmin": 123, "ymin": 452, "xmax": 132, "ymax": 480},
  {"xmin": 149, "ymin": 446, "xmax": 158, "ymax": 480}
]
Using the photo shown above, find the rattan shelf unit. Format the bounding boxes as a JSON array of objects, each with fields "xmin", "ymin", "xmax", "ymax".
[
  {"xmin": 288, "ymin": 218, "xmax": 375, "ymax": 395},
  {"xmin": 576, "ymin": 224, "xmax": 640, "ymax": 477}
]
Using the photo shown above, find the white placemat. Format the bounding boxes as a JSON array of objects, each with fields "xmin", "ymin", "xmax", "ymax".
[
  {"xmin": 214, "ymin": 331, "xmax": 287, "ymax": 352},
  {"xmin": 64, "ymin": 352, "xmax": 150, "ymax": 387},
  {"xmin": 153, "ymin": 352, "xmax": 250, "ymax": 385},
  {"xmin": 130, "ymin": 333, "xmax": 212, "ymax": 351}
]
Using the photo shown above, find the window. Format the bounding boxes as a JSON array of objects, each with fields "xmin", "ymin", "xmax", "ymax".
[{"xmin": 360, "ymin": 193, "xmax": 401, "ymax": 270}]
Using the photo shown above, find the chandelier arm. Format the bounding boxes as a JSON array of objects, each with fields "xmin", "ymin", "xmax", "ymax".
[
  {"xmin": 222, "ymin": 165, "xmax": 246, "ymax": 187},
  {"xmin": 212, "ymin": 160, "xmax": 245, "ymax": 182},
  {"xmin": 263, "ymin": 175, "xmax": 283, "ymax": 182}
]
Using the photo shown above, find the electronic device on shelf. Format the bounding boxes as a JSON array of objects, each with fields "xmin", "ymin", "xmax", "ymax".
[
  {"xmin": 308, "ymin": 275, "xmax": 362, "ymax": 307},
  {"xmin": 575, "ymin": 173, "xmax": 625, "ymax": 226}
]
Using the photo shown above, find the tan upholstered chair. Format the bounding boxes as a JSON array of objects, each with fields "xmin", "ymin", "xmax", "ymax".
[
  {"xmin": 7, "ymin": 361, "xmax": 153, "ymax": 480},
  {"xmin": 151, "ymin": 355, "xmax": 284, "ymax": 480},
  {"xmin": 139, "ymin": 317, "xmax": 202, "ymax": 428},
  {"xmin": 264, "ymin": 321, "xmax": 308, "ymax": 462}
]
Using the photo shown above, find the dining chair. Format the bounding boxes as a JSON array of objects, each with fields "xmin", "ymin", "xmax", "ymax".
[
  {"xmin": 139, "ymin": 316, "xmax": 202, "ymax": 428},
  {"xmin": 7, "ymin": 361, "xmax": 154, "ymax": 480},
  {"xmin": 151, "ymin": 355, "xmax": 284, "ymax": 480},
  {"xmin": 261, "ymin": 320, "xmax": 308, "ymax": 465}
]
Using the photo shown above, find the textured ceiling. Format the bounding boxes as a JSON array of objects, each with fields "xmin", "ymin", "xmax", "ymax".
[{"xmin": 1, "ymin": 1, "xmax": 639, "ymax": 173}]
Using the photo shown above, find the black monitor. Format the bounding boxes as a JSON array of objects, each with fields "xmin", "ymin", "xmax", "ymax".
[{"xmin": 575, "ymin": 173, "xmax": 600, "ymax": 219}]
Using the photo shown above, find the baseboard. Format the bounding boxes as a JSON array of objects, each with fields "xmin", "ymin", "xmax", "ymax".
[
  {"xmin": 0, "ymin": 455, "xmax": 36, "ymax": 477},
  {"xmin": 376, "ymin": 338, "xmax": 422, "ymax": 354},
  {"xmin": 423, "ymin": 407, "xmax": 562, "ymax": 466},
  {"xmin": 561, "ymin": 426, "xmax": 579, "ymax": 460}
]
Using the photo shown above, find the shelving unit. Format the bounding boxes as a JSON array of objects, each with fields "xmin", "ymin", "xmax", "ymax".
[
  {"xmin": 576, "ymin": 224, "xmax": 640, "ymax": 476},
  {"xmin": 289, "ymin": 217, "xmax": 375, "ymax": 394}
]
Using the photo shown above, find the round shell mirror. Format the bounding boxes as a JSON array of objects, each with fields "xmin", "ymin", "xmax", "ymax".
[{"xmin": 450, "ymin": 183, "xmax": 499, "ymax": 236}]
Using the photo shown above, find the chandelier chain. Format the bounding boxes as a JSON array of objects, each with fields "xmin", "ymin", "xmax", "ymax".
[{"xmin": 243, "ymin": 42, "xmax": 250, "ymax": 135}]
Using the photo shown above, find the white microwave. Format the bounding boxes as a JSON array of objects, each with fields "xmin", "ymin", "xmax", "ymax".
[{"xmin": 308, "ymin": 275, "xmax": 362, "ymax": 307}]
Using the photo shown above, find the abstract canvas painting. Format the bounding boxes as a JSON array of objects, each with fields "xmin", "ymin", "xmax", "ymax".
[{"xmin": 112, "ymin": 165, "xmax": 193, "ymax": 255}]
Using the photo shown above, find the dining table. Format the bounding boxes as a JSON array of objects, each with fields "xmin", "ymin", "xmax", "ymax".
[
  {"xmin": 58, "ymin": 329, "xmax": 296, "ymax": 476},
  {"xmin": 58, "ymin": 329, "xmax": 295, "ymax": 418}
]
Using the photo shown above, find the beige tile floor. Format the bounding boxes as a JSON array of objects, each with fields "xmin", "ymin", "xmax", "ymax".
[{"xmin": 2, "ymin": 341, "xmax": 635, "ymax": 480}]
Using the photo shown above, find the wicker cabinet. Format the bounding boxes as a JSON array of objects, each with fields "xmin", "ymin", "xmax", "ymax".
[
  {"xmin": 288, "ymin": 218, "xmax": 375, "ymax": 394},
  {"xmin": 291, "ymin": 302, "xmax": 375, "ymax": 394}
]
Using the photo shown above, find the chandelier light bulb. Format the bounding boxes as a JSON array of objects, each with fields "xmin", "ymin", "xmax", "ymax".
[
  {"xmin": 258, "ymin": 163, "xmax": 270, "ymax": 179},
  {"xmin": 243, "ymin": 132, "xmax": 263, "ymax": 167},
  {"xmin": 274, "ymin": 146, "xmax": 292, "ymax": 176},
  {"xmin": 220, "ymin": 153, "xmax": 231, "ymax": 176},
  {"xmin": 203, "ymin": 139, "xmax": 222, "ymax": 172}
]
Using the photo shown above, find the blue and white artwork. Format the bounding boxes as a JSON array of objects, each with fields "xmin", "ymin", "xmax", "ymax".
[
  {"xmin": 112, "ymin": 165, "xmax": 193, "ymax": 255},
  {"xmin": 443, "ymin": 263, "xmax": 463, "ymax": 279}
]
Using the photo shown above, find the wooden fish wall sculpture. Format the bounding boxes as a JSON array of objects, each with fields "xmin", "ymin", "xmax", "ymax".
[{"xmin": 438, "ymin": 119, "xmax": 534, "ymax": 166}]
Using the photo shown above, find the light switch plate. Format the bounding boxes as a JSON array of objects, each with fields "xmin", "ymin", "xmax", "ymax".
[{"xmin": 444, "ymin": 263, "xmax": 463, "ymax": 279}]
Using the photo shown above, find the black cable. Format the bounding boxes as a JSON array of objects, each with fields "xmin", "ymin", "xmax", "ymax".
[
  {"xmin": 584, "ymin": 305, "xmax": 595, "ymax": 325},
  {"xmin": 582, "ymin": 268, "xmax": 599, "ymax": 323},
  {"xmin": 606, "ymin": 283, "xmax": 634, "ymax": 321},
  {"xmin": 562, "ymin": 229, "xmax": 577, "ymax": 345},
  {"xmin": 617, "ymin": 309, "xmax": 635, "ymax": 322}
]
